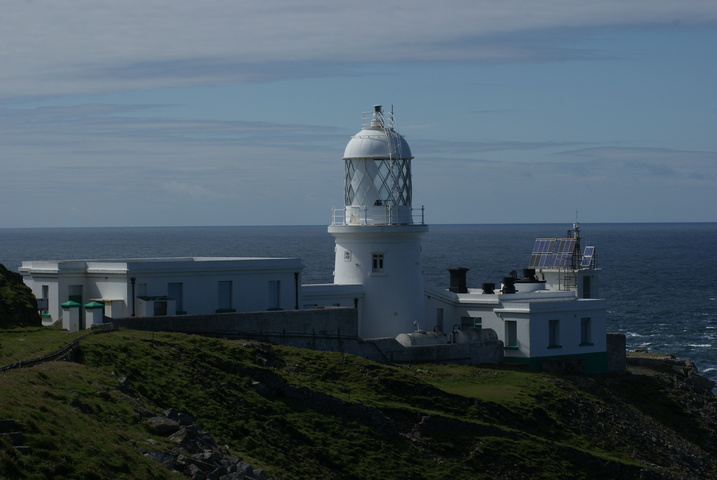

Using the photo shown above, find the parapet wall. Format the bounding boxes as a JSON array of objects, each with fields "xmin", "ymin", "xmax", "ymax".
[
  {"xmin": 606, "ymin": 332, "xmax": 627, "ymax": 374},
  {"xmin": 108, "ymin": 308, "xmax": 504, "ymax": 366}
]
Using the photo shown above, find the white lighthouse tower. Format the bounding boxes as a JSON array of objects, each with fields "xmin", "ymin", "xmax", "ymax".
[{"xmin": 329, "ymin": 105, "xmax": 428, "ymax": 338}]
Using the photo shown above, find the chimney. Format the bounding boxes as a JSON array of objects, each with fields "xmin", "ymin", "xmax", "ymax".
[{"xmin": 448, "ymin": 267, "xmax": 469, "ymax": 294}]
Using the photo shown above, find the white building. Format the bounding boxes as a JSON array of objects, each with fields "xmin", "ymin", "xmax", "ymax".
[
  {"xmin": 306, "ymin": 105, "xmax": 607, "ymax": 372},
  {"xmin": 21, "ymin": 257, "xmax": 303, "ymax": 331},
  {"xmin": 20, "ymin": 105, "xmax": 609, "ymax": 372},
  {"xmin": 420, "ymin": 223, "xmax": 606, "ymax": 373}
]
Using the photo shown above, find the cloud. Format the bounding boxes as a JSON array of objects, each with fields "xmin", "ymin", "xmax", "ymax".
[
  {"xmin": 556, "ymin": 147, "xmax": 717, "ymax": 180},
  {"xmin": 416, "ymin": 139, "xmax": 587, "ymax": 156},
  {"xmin": 3, "ymin": 1, "xmax": 716, "ymax": 98},
  {"xmin": 0, "ymin": 103, "xmax": 340, "ymax": 201},
  {"xmin": 0, "ymin": 101, "xmax": 348, "ymax": 226},
  {"xmin": 560, "ymin": 146, "xmax": 716, "ymax": 161}
]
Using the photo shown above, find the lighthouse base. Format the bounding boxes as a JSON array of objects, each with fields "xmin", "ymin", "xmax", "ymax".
[{"xmin": 329, "ymin": 224, "xmax": 428, "ymax": 339}]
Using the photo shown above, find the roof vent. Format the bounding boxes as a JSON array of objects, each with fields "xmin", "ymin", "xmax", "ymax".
[{"xmin": 370, "ymin": 105, "xmax": 384, "ymax": 128}]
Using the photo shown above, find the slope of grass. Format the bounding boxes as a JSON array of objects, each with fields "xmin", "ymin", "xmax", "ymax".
[
  {"xmin": 0, "ymin": 327, "xmax": 85, "ymax": 365},
  {"xmin": 1, "ymin": 328, "xmax": 716, "ymax": 479}
]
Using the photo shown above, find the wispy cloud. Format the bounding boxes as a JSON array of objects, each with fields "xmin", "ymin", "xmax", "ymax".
[
  {"xmin": 3, "ymin": 1, "xmax": 716, "ymax": 98},
  {"xmin": 557, "ymin": 147, "xmax": 717, "ymax": 180},
  {"xmin": 416, "ymin": 139, "xmax": 588, "ymax": 156},
  {"xmin": 1, "ymin": 2, "xmax": 716, "ymax": 226}
]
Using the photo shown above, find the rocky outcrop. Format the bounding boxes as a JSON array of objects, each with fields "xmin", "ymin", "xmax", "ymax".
[
  {"xmin": 627, "ymin": 350, "xmax": 716, "ymax": 394},
  {"xmin": 142, "ymin": 408, "xmax": 273, "ymax": 480},
  {"xmin": 0, "ymin": 264, "xmax": 41, "ymax": 328}
]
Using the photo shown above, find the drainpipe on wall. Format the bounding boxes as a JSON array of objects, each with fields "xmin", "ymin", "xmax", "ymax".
[
  {"xmin": 130, "ymin": 277, "xmax": 136, "ymax": 317},
  {"xmin": 294, "ymin": 272, "xmax": 299, "ymax": 310}
]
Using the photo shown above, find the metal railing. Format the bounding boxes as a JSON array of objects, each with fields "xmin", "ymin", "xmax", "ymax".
[{"xmin": 330, "ymin": 206, "xmax": 425, "ymax": 226}]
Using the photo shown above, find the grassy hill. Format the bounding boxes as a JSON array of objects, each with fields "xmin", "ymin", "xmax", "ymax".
[
  {"xmin": 0, "ymin": 265, "xmax": 41, "ymax": 329},
  {"xmin": 1, "ymin": 327, "xmax": 716, "ymax": 479}
]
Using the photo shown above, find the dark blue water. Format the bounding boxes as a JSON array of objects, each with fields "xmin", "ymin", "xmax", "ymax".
[{"xmin": 2, "ymin": 223, "xmax": 716, "ymax": 384}]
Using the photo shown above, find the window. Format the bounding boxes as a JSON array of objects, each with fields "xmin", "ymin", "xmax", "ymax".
[
  {"xmin": 461, "ymin": 316, "xmax": 482, "ymax": 329},
  {"xmin": 268, "ymin": 280, "xmax": 280, "ymax": 310},
  {"xmin": 217, "ymin": 280, "xmax": 234, "ymax": 312},
  {"xmin": 436, "ymin": 308, "xmax": 444, "ymax": 332},
  {"xmin": 372, "ymin": 253, "xmax": 384, "ymax": 273},
  {"xmin": 505, "ymin": 321, "xmax": 517, "ymax": 348},
  {"xmin": 549, "ymin": 319, "xmax": 561, "ymax": 348},
  {"xmin": 580, "ymin": 317, "xmax": 592, "ymax": 345},
  {"xmin": 40, "ymin": 285, "xmax": 49, "ymax": 315}
]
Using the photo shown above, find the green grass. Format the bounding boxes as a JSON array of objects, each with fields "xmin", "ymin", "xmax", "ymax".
[
  {"xmin": 0, "ymin": 327, "xmax": 85, "ymax": 365},
  {"xmin": 0, "ymin": 361, "xmax": 181, "ymax": 479},
  {"xmin": 0, "ymin": 328, "xmax": 714, "ymax": 479}
]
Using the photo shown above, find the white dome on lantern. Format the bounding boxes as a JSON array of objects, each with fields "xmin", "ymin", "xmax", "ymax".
[{"xmin": 343, "ymin": 128, "xmax": 412, "ymax": 160}]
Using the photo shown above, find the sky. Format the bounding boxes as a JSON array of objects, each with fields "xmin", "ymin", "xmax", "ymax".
[{"xmin": 1, "ymin": 1, "xmax": 716, "ymax": 228}]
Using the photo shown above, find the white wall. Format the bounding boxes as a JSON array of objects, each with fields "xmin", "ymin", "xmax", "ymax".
[
  {"xmin": 21, "ymin": 257, "xmax": 304, "ymax": 322},
  {"xmin": 330, "ymin": 225, "xmax": 428, "ymax": 338},
  {"xmin": 496, "ymin": 298, "xmax": 607, "ymax": 359}
]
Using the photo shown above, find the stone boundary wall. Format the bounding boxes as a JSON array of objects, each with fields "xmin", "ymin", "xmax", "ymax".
[
  {"xmin": 606, "ymin": 332, "xmax": 627, "ymax": 374},
  {"xmin": 108, "ymin": 308, "xmax": 504, "ymax": 366},
  {"xmin": 109, "ymin": 307, "xmax": 358, "ymax": 352}
]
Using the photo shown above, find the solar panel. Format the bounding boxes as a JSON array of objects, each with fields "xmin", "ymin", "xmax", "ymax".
[
  {"xmin": 529, "ymin": 237, "xmax": 579, "ymax": 269},
  {"xmin": 532, "ymin": 239, "xmax": 554, "ymax": 254},
  {"xmin": 557, "ymin": 239, "xmax": 575, "ymax": 254},
  {"xmin": 581, "ymin": 246, "xmax": 596, "ymax": 268}
]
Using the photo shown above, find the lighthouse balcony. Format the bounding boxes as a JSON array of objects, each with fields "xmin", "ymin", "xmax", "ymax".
[{"xmin": 331, "ymin": 205, "xmax": 425, "ymax": 226}]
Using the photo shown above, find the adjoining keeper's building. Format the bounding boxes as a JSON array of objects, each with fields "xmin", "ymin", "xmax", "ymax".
[
  {"xmin": 420, "ymin": 225, "xmax": 606, "ymax": 373},
  {"xmin": 21, "ymin": 257, "xmax": 303, "ymax": 330}
]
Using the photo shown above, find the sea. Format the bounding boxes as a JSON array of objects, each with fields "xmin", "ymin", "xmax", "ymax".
[{"xmin": 1, "ymin": 223, "xmax": 716, "ymax": 387}]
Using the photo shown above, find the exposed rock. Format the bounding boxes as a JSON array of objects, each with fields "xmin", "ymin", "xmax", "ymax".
[
  {"xmin": 627, "ymin": 351, "xmax": 716, "ymax": 394},
  {"xmin": 0, "ymin": 431, "xmax": 23, "ymax": 444},
  {"xmin": 0, "ymin": 419, "xmax": 18, "ymax": 433},
  {"xmin": 141, "ymin": 409, "xmax": 273, "ymax": 480},
  {"xmin": 146, "ymin": 416, "xmax": 181, "ymax": 436},
  {"xmin": 144, "ymin": 450, "xmax": 178, "ymax": 470},
  {"xmin": 14, "ymin": 445, "xmax": 33, "ymax": 455},
  {"xmin": 0, "ymin": 264, "xmax": 41, "ymax": 328},
  {"xmin": 0, "ymin": 419, "xmax": 32, "ymax": 456},
  {"xmin": 165, "ymin": 407, "xmax": 194, "ymax": 426}
]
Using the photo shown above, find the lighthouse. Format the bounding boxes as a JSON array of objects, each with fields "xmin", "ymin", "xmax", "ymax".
[{"xmin": 329, "ymin": 106, "xmax": 428, "ymax": 338}]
